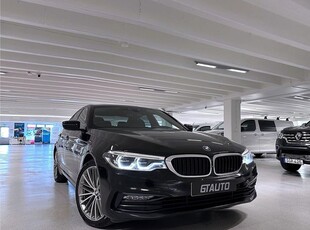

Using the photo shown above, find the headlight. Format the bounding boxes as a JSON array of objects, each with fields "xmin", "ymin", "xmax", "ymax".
[
  {"xmin": 103, "ymin": 151, "xmax": 167, "ymax": 171},
  {"xmin": 278, "ymin": 132, "xmax": 284, "ymax": 139},
  {"xmin": 242, "ymin": 149, "xmax": 253, "ymax": 165}
]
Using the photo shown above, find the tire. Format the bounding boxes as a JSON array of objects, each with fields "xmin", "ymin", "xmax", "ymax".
[
  {"xmin": 254, "ymin": 153, "xmax": 263, "ymax": 158},
  {"xmin": 281, "ymin": 162, "xmax": 301, "ymax": 172},
  {"xmin": 76, "ymin": 160, "xmax": 112, "ymax": 228},
  {"xmin": 54, "ymin": 150, "xmax": 67, "ymax": 183}
]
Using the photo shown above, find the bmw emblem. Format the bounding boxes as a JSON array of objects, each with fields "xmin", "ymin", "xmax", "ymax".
[
  {"xmin": 295, "ymin": 132, "xmax": 302, "ymax": 141},
  {"xmin": 203, "ymin": 146, "xmax": 211, "ymax": 151}
]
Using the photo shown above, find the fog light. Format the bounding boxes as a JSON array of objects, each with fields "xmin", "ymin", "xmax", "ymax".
[{"xmin": 123, "ymin": 195, "xmax": 154, "ymax": 201}]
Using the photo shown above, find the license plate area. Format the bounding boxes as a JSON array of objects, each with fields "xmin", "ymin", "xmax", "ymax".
[
  {"xmin": 191, "ymin": 181, "xmax": 236, "ymax": 197},
  {"xmin": 284, "ymin": 158, "xmax": 303, "ymax": 165}
]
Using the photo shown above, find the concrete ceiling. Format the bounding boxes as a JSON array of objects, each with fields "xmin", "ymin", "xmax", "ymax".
[{"xmin": 0, "ymin": 0, "xmax": 310, "ymax": 122}]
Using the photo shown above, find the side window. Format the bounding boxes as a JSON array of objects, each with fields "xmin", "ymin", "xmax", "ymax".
[
  {"xmin": 77, "ymin": 107, "xmax": 89, "ymax": 130},
  {"xmin": 153, "ymin": 114, "xmax": 178, "ymax": 129},
  {"xmin": 70, "ymin": 109, "xmax": 82, "ymax": 121},
  {"xmin": 140, "ymin": 115, "xmax": 151, "ymax": 128},
  {"xmin": 241, "ymin": 120, "xmax": 256, "ymax": 132},
  {"xmin": 258, "ymin": 120, "xmax": 276, "ymax": 132},
  {"xmin": 198, "ymin": 126, "xmax": 211, "ymax": 131}
]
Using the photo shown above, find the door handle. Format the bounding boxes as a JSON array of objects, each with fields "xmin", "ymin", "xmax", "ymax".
[
  {"xmin": 261, "ymin": 133, "xmax": 264, "ymax": 136},
  {"xmin": 254, "ymin": 133, "xmax": 258, "ymax": 136}
]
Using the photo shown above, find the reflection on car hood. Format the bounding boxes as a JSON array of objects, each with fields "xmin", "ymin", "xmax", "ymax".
[{"xmin": 91, "ymin": 129, "xmax": 245, "ymax": 156}]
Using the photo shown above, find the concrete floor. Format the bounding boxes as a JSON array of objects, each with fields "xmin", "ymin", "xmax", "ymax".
[{"xmin": 0, "ymin": 145, "xmax": 309, "ymax": 230}]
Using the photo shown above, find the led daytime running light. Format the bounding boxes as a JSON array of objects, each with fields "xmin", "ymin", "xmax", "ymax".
[{"xmin": 104, "ymin": 151, "xmax": 167, "ymax": 171}]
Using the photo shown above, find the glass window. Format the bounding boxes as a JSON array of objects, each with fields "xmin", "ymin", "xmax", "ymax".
[
  {"xmin": 0, "ymin": 127, "xmax": 9, "ymax": 138},
  {"xmin": 140, "ymin": 115, "xmax": 152, "ymax": 128},
  {"xmin": 153, "ymin": 114, "xmax": 179, "ymax": 129},
  {"xmin": 70, "ymin": 109, "xmax": 82, "ymax": 121},
  {"xmin": 241, "ymin": 120, "xmax": 256, "ymax": 132},
  {"xmin": 213, "ymin": 122, "xmax": 224, "ymax": 130},
  {"xmin": 78, "ymin": 107, "xmax": 89, "ymax": 130},
  {"xmin": 258, "ymin": 120, "xmax": 276, "ymax": 132},
  {"xmin": 92, "ymin": 106, "xmax": 185, "ymax": 130},
  {"xmin": 197, "ymin": 126, "xmax": 211, "ymax": 131}
]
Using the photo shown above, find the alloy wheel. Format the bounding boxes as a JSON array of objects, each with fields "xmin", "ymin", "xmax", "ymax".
[{"xmin": 77, "ymin": 166, "xmax": 104, "ymax": 221}]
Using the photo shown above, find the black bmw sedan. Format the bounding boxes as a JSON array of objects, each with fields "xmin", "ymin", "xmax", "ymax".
[{"xmin": 54, "ymin": 105, "xmax": 257, "ymax": 228}]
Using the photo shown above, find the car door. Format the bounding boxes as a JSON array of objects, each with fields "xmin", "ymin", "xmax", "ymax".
[
  {"xmin": 62, "ymin": 109, "xmax": 83, "ymax": 180},
  {"xmin": 241, "ymin": 119, "xmax": 260, "ymax": 153},
  {"xmin": 258, "ymin": 120, "xmax": 277, "ymax": 153},
  {"xmin": 59, "ymin": 109, "xmax": 82, "ymax": 173},
  {"xmin": 65, "ymin": 107, "xmax": 89, "ymax": 183}
]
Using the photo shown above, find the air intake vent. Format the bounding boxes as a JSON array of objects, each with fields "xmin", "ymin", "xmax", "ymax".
[
  {"xmin": 166, "ymin": 155, "xmax": 211, "ymax": 177},
  {"xmin": 214, "ymin": 154, "xmax": 242, "ymax": 175}
]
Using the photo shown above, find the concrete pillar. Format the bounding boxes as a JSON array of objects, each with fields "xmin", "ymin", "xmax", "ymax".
[{"xmin": 224, "ymin": 98, "xmax": 241, "ymax": 143}]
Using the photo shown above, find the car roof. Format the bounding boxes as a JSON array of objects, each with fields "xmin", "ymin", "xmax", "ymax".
[{"xmin": 88, "ymin": 104, "xmax": 157, "ymax": 110}]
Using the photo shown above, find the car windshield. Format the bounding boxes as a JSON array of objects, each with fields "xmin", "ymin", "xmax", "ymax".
[
  {"xmin": 212, "ymin": 121, "xmax": 224, "ymax": 130},
  {"xmin": 305, "ymin": 121, "xmax": 310, "ymax": 127},
  {"xmin": 92, "ymin": 106, "xmax": 186, "ymax": 130}
]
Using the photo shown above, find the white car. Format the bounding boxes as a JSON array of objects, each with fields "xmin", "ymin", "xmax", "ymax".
[{"xmin": 205, "ymin": 119, "xmax": 294, "ymax": 157}]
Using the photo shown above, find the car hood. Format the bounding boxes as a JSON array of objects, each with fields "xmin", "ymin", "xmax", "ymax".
[
  {"xmin": 91, "ymin": 129, "xmax": 245, "ymax": 157},
  {"xmin": 282, "ymin": 126, "xmax": 310, "ymax": 132}
]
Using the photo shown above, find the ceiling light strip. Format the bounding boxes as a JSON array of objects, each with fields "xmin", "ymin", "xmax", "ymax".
[
  {"xmin": 195, "ymin": 62, "xmax": 217, "ymax": 69},
  {"xmin": 195, "ymin": 61, "xmax": 249, "ymax": 73},
  {"xmin": 139, "ymin": 87, "xmax": 179, "ymax": 94},
  {"xmin": 227, "ymin": 68, "xmax": 248, "ymax": 74}
]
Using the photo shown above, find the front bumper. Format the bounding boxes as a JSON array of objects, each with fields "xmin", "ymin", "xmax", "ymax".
[
  {"xmin": 97, "ymin": 159, "xmax": 257, "ymax": 223},
  {"xmin": 276, "ymin": 139, "xmax": 310, "ymax": 164}
]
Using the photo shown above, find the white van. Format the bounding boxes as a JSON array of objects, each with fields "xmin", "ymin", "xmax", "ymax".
[{"xmin": 205, "ymin": 119, "xmax": 294, "ymax": 157}]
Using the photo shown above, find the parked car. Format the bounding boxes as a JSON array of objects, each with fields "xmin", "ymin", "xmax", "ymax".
[
  {"xmin": 54, "ymin": 105, "xmax": 257, "ymax": 228},
  {"xmin": 205, "ymin": 119, "xmax": 294, "ymax": 157},
  {"xmin": 193, "ymin": 124, "xmax": 212, "ymax": 132},
  {"xmin": 276, "ymin": 121, "xmax": 310, "ymax": 172}
]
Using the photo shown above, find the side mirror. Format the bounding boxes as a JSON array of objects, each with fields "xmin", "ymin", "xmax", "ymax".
[
  {"xmin": 183, "ymin": 124, "xmax": 193, "ymax": 132},
  {"xmin": 62, "ymin": 120, "xmax": 80, "ymax": 130}
]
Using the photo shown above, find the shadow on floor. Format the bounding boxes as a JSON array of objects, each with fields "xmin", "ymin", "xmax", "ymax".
[{"xmin": 109, "ymin": 209, "xmax": 247, "ymax": 230}]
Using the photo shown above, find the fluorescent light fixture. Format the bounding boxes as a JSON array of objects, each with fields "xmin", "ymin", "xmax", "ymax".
[
  {"xmin": 195, "ymin": 61, "xmax": 249, "ymax": 73},
  {"xmin": 164, "ymin": 90, "xmax": 178, "ymax": 94},
  {"xmin": 139, "ymin": 87, "xmax": 178, "ymax": 94},
  {"xmin": 50, "ymin": 99, "xmax": 82, "ymax": 103},
  {"xmin": 121, "ymin": 99, "xmax": 136, "ymax": 102},
  {"xmin": 195, "ymin": 62, "xmax": 217, "ymax": 69},
  {"xmin": 0, "ymin": 71, "xmax": 7, "ymax": 75},
  {"xmin": 227, "ymin": 68, "xmax": 248, "ymax": 73},
  {"xmin": 294, "ymin": 96, "xmax": 304, "ymax": 100},
  {"xmin": 139, "ymin": 87, "xmax": 155, "ymax": 92}
]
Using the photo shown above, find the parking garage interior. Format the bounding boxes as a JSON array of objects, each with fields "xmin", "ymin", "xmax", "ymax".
[{"xmin": 1, "ymin": 0, "xmax": 310, "ymax": 229}]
